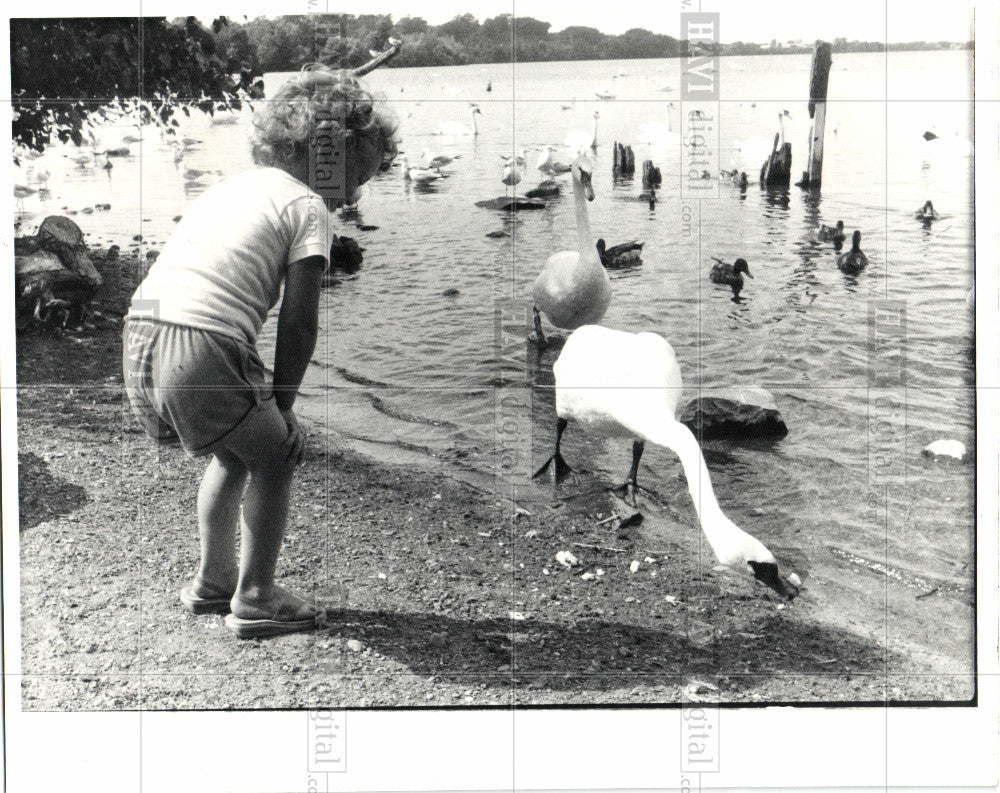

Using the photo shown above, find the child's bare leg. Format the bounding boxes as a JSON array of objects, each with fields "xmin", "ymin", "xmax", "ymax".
[
  {"xmin": 220, "ymin": 404, "xmax": 321, "ymax": 620},
  {"xmin": 193, "ymin": 448, "xmax": 247, "ymax": 595}
]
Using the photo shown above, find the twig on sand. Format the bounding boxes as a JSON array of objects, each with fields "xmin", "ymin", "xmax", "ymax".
[{"xmin": 573, "ymin": 541, "xmax": 627, "ymax": 554}]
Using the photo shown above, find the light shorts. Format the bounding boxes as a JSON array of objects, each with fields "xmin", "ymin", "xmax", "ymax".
[{"xmin": 123, "ymin": 318, "xmax": 273, "ymax": 457}]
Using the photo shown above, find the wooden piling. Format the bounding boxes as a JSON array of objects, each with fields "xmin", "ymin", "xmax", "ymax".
[
  {"xmin": 799, "ymin": 41, "xmax": 832, "ymax": 190},
  {"xmin": 760, "ymin": 132, "xmax": 791, "ymax": 189},
  {"xmin": 613, "ymin": 142, "xmax": 635, "ymax": 177},
  {"xmin": 642, "ymin": 160, "xmax": 661, "ymax": 190}
]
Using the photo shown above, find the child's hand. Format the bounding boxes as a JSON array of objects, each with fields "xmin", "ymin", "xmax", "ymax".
[{"xmin": 279, "ymin": 408, "xmax": 306, "ymax": 466}]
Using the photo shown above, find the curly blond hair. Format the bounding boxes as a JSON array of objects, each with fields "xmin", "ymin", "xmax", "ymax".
[{"xmin": 249, "ymin": 64, "xmax": 398, "ymax": 172}]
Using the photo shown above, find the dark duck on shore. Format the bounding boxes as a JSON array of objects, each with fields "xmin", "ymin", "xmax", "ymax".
[
  {"xmin": 816, "ymin": 219, "xmax": 846, "ymax": 245},
  {"xmin": 596, "ymin": 238, "xmax": 643, "ymax": 269},
  {"xmin": 837, "ymin": 230, "xmax": 868, "ymax": 274},
  {"xmin": 709, "ymin": 257, "xmax": 753, "ymax": 296}
]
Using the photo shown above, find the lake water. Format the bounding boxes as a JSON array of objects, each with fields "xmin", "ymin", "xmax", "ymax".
[{"xmin": 15, "ymin": 50, "xmax": 975, "ymax": 637}]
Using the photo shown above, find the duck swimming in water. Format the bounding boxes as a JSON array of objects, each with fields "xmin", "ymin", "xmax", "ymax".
[
  {"xmin": 816, "ymin": 220, "xmax": 846, "ymax": 245},
  {"xmin": 709, "ymin": 257, "xmax": 753, "ymax": 297},
  {"xmin": 915, "ymin": 200, "xmax": 938, "ymax": 221},
  {"xmin": 596, "ymin": 239, "xmax": 643, "ymax": 269},
  {"xmin": 837, "ymin": 230, "xmax": 869, "ymax": 274}
]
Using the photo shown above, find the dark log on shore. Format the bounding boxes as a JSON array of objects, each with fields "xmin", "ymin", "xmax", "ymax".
[{"xmin": 15, "ymin": 216, "xmax": 103, "ymax": 329}]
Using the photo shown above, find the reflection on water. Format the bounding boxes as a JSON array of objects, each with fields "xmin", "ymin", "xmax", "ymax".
[{"xmin": 14, "ymin": 50, "xmax": 974, "ymax": 601}]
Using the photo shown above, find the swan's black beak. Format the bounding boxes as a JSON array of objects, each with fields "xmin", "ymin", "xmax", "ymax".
[
  {"xmin": 749, "ymin": 561, "xmax": 798, "ymax": 600},
  {"xmin": 580, "ymin": 171, "xmax": 594, "ymax": 201},
  {"xmin": 744, "ymin": 269, "xmax": 754, "ymax": 279}
]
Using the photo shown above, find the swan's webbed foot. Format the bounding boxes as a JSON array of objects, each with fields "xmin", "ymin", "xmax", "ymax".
[
  {"xmin": 609, "ymin": 440, "xmax": 645, "ymax": 506},
  {"xmin": 608, "ymin": 479, "xmax": 639, "ymax": 506},
  {"xmin": 532, "ymin": 451, "xmax": 572, "ymax": 484}
]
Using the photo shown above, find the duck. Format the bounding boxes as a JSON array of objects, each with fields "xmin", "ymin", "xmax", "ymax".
[
  {"xmin": 596, "ymin": 239, "xmax": 643, "ymax": 269},
  {"xmin": 401, "ymin": 157, "xmax": 444, "ymax": 183},
  {"xmin": 433, "ymin": 106, "xmax": 481, "ymax": 137},
  {"xmin": 709, "ymin": 257, "xmax": 753, "ymax": 295},
  {"xmin": 533, "ymin": 325, "xmax": 799, "ymax": 601},
  {"xmin": 421, "ymin": 149, "xmax": 461, "ymax": 169},
  {"xmin": 915, "ymin": 200, "xmax": 938, "ymax": 221},
  {"xmin": 537, "ymin": 146, "xmax": 573, "ymax": 177},
  {"xmin": 564, "ymin": 110, "xmax": 599, "ymax": 150},
  {"xmin": 837, "ymin": 231, "xmax": 869, "ymax": 274},
  {"xmin": 531, "ymin": 154, "xmax": 611, "ymax": 344},
  {"xmin": 815, "ymin": 220, "xmax": 846, "ymax": 244}
]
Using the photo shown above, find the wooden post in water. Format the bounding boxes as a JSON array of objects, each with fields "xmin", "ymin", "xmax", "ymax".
[{"xmin": 798, "ymin": 41, "xmax": 832, "ymax": 189}]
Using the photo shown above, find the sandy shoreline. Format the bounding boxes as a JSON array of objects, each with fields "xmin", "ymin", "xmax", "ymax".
[{"xmin": 16, "ymin": 250, "xmax": 973, "ymax": 709}]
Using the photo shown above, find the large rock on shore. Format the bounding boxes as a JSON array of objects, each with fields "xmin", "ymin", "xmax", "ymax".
[
  {"xmin": 678, "ymin": 387, "xmax": 788, "ymax": 440},
  {"xmin": 15, "ymin": 216, "xmax": 102, "ymax": 328}
]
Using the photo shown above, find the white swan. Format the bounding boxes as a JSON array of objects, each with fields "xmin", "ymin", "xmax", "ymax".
[
  {"xmin": 531, "ymin": 154, "xmax": 611, "ymax": 343},
  {"xmin": 537, "ymin": 145, "xmax": 573, "ymax": 176},
  {"xmin": 534, "ymin": 324, "xmax": 799, "ymax": 600},
  {"xmin": 636, "ymin": 104, "xmax": 680, "ymax": 146},
  {"xmin": 433, "ymin": 106, "xmax": 481, "ymax": 137},
  {"xmin": 564, "ymin": 110, "xmax": 599, "ymax": 149}
]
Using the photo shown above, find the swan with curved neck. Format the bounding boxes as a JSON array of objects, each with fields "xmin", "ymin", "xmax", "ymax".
[
  {"xmin": 534, "ymin": 325, "xmax": 799, "ymax": 600},
  {"xmin": 564, "ymin": 110, "xmax": 599, "ymax": 150},
  {"xmin": 434, "ymin": 106, "xmax": 481, "ymax": 137},
  {"xmin": 531, "ymin": 154, "xmax": 611, "ymax": 343}
]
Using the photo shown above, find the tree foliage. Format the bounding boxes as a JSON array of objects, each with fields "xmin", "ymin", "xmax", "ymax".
[{"xmin": 11, "ymin": 17, "xmax": 264, "ymax": 154}]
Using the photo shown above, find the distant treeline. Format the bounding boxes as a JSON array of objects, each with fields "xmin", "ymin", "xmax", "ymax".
[{"xmin": 213, "ymin": 14, "xmax": 973, "ymax": 72}]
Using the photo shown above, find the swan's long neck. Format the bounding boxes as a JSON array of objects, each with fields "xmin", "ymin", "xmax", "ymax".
[
  {"xmin": 572, "ymin": 176, "xmax": 593, "ymax": 256},
  {"xmin": 590, "ymin": 115, "xmax": 598, "ymax": 147},
  {"xmin": 636, "ymin": 415, "xmax": 736, "ymax": 562},
  {"xmin": 472, "ymin": 111, "xmax": 479, "ymax": 136}
]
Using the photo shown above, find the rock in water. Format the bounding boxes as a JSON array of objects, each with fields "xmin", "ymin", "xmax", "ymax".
[
  {"xmin": 525, "ymin": 180, "xmax": 560, "ymax": 199},
  {"xmin": 474, "ymin": 197, "xmax": 546, "ymax": 211},
  {"xmin": 678, "ymin": 387, "xmax": 788, "ymax": 439},
  {"xmin": 922, "ymin": 439, "xmax": 967, "ymax": 462}
]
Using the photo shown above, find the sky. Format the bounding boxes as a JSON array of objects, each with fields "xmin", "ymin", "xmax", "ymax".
[{"xmin": 200, "ymin": 0, "xmax": 976, "ymax": 43}]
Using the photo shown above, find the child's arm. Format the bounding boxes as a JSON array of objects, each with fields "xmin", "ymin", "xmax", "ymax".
[{"xmin": 273, "ymin": 255, "xmax": 326, "ymax": 415}]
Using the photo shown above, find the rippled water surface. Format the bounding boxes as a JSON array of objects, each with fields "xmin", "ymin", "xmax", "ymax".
[{"xmin": 16, "ymin": 50, "xmax": 975, "ymax": 604}]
